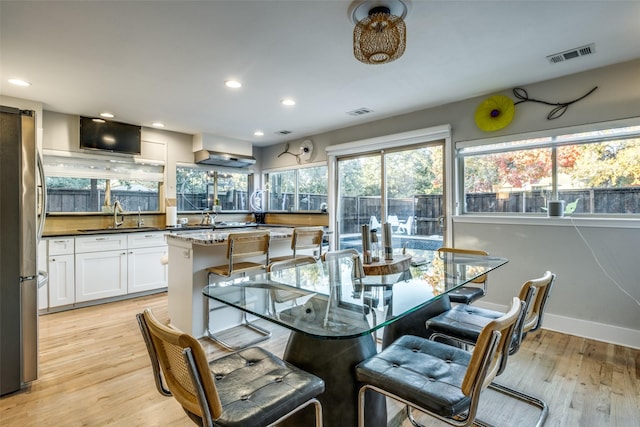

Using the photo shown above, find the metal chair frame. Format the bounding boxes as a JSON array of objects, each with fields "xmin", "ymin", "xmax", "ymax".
[
  {"xmin": 357, "ymin": 298, "xmax": 522, "ymax": 427},
  {"xmin": 205, "ymin": 231, "xmax": 272, "ymax": 350},
  {"xmin": 425, "ymin": 271, "xmax": 556, "ymax": 427}
]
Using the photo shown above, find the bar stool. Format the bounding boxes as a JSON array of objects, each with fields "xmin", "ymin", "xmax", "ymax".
[
  {"xmin": 137, "ymin": 308, "xmax": 325, "ymax": 427},
  {"xmin": 270, "ymin": 226, "xmax": 325, "ymax": 262},
  {"xmin": 205, "ymin": 230, "xmax": 271, "ymax": 350}
]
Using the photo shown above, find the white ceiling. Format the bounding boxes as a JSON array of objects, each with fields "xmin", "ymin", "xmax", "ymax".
[{"xmin": 2, "ymin": 0, "xmax": 640, "ymax": 147}]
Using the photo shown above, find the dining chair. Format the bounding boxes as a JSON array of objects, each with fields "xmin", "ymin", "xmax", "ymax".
[
  {"xmin": 136, "ymin": 308, "xmax": 325, "ymax": 427},
  {"xmin": 270, "ymin": 226, "xmax": 325, "ymax": 263},
  {"xmin": 437, "ymin": 247, "xmax": 490, "ymax": 305},
  {"xmin": 205, "ymin": 230, "xmax": 272, "ymax": 350},
  {"xmin": 355, "ymin": 297, "xmax": 522, "ymax": 427},
  {"xmin": 426, "ymin": 271, "xmax": 556, "ymax": 427},
  {"xmin": 267, "ymin": 256, "xmax": 319, "ymax": 319}
]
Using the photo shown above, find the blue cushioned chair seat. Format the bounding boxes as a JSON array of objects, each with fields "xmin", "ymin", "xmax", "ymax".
[
  {"xmin": 355, "ymin": 335, "xmax": 472, "ymax": 417},
  {"xmin": 199, "ymin": 347, "xmax": 325, "ymax": 427},
  {"xmin": 426, "ymin": 304, "xmax": 503, "ymax": 342}
]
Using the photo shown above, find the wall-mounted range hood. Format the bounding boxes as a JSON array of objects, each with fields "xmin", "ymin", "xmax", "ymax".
[
  {"xmin": 194, "ymin": 150, "xmax": 256, "ymax": 167},
  {"xmin": 192, "ymin": 132, "xmax": 255, "ymax": 168}
]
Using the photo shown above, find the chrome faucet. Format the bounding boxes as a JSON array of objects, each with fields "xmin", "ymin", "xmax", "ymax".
[
  {"xmin": 136, "ymin": 206, "xmax": 144, "ymax": 228},
  {"xmin": 113, "ymin": 200, "xmax": 124, "ymax": 228}
]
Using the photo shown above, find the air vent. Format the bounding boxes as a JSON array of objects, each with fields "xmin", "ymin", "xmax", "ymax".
[
  {"xmin": 547, "ymin": 43, "xmax": 595, "ymax": 64},
  {"xmin": 347, "ymin": 107, "xmax": 374, "ymax": 116},
  {"xmin": 275, "ymin": 130, "xmax": 292, "ymax": 135}
]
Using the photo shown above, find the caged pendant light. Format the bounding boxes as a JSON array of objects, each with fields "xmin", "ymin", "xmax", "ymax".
[{"xmin": 352, "ymin": 0, "xmax": 408, "ymax": 64}]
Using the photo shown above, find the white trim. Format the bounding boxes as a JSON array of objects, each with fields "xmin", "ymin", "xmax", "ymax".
[
  {"xmin": 326, "ymin": 124, "xmax": 451, "ymax": 156},
  {"xmin": 476, "ymin": 301, "xmax": 640, "ymax": 349},
  {"xmin": 261, "ymin": 160, "xmax": 327, "ymax": 174},
  {"xmin": 453, "ymin": 214, "xmax": 640, "ymax": 229},
  {"xmin": 456, "ymin": 116, "xmax": 640, "ymax": 149}
]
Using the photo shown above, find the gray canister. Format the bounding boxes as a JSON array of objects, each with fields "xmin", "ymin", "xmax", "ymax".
[{"xmin": 547, "ymin": 200, "xmax": 565, "ymax": 217}]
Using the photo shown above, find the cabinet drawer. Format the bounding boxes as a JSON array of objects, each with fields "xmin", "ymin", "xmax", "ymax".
[
  {"xmin": 127, "ymin": 231, "xmax": 167, "ymax": 249},
  {"xmin": 75, "ymin": 235, "xmax": 127, "ymax": 253},
  {"xmin": 49, "ymin": 238, "xmax": 75, "ymax": 255}
]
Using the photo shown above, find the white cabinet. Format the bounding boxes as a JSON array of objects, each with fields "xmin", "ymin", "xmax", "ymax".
[
  {"xmin": 127, "ymin": 232, "xmax": 168, "ymax": 293},
  {"xmin": 47, "ymin": 238, "xmax": 75, "ymax": 308},
  {"xmin": 75, "ymin": 235, "xmax": 128, "ymax": 302}
]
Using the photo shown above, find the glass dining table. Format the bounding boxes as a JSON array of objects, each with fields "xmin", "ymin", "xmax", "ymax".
[{"xmin": 202, "ymin": 250, "xmax": 508, "ymax": 427}]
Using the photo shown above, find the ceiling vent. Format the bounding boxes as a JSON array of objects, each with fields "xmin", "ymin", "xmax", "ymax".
[
  {"xmin": 547, "ymin": 43, "xmax": 595, "ymax": 64},
  {"xmin": 347, "ymin": 107, "xmax": 374, "ymax": 116},
  {"xmin": 275, "ymin": 130, "xmax": 293, "ymax": 135}
]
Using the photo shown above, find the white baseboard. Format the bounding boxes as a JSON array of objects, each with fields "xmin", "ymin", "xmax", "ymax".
[{"xmin": 475, "ymin": 301, "xmax": 640, "ymax": 350}]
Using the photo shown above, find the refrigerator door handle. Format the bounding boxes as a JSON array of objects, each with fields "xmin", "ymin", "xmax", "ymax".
[{"xmin": 36, "ymin": 151, "xmax": 47, "ymax": 240}]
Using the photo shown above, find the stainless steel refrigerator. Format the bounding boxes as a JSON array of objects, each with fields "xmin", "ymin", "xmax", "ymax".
[{"xmin": 1, "ymin": 106, "xmax": 47, "ymax": 395}]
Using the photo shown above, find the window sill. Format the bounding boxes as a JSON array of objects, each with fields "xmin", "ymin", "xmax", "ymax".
[{"xmin": 453, "ymin": 215, "xmax": 640, "ymax": 229}]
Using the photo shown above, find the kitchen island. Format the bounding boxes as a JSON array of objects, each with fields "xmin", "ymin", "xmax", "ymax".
[{"xmin": 165, "ymin": 227, "xmax": 294, "ymax": 337}]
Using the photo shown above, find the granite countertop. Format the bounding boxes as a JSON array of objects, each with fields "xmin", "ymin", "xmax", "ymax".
[
  {"xmin": 166, "ymin": 227, "xmax": 294, "ymax": 246},
  {"xmin": 42, "ymin": 222, "xmax": 260, "ymax": 238}
]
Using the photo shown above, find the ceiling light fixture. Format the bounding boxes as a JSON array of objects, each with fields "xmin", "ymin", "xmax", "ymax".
[
  {"xmin": 100, "ymin": 112, "xmax": 114, "ymax": 118},
  {"xmin": 8, "ymin": 78, "xmax": 31, "ymax": 87},
  {"xmin": 351, "ymin": 0, "xmax": 408, "ymax": 65},
  {"xmin": 225, "ymin": 79, "xmax": 242, "ymax": 89},
  {"xmin": 152, "ymin": 122, "xmax": 165, "ymax": 128},
  {"xmin": 254, "ymin": 130, "xmax": 264, "ymax": 136},
  {"xmin": 281, "ymin": 99, "xmax": 296, "ymax": 106}
]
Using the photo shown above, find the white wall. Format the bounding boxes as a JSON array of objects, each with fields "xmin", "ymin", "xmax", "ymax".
[{"xmin": 259, "ymin": 59, "xmax": 640, "ymax": 348}]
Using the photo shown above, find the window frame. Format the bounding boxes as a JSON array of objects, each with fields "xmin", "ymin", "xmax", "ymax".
[
  {"xmin": 262, "ymin": 162, "xmax": 328, "ymax": 212},
  {"xmin": 456, "ymin": 117, "xmax": 640, "ymax": 219},
  {"xmin": 175, "ymin": 163, "xmax": 254, "ymax": 213}
]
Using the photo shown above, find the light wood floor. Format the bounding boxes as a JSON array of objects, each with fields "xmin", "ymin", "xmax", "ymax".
[{"xmin": 0, "ymin": 292, "xmax": 638, "ymax": 427}]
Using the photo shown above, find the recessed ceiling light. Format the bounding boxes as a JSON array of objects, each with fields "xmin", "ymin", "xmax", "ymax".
[
  {"xmin": 8, "ymin": 78, "xmax": 31, "ymax": 87},
  {"xmin": 100, "ymin": 112, "xmax": 114, "ymax": 118},
  {"xmin": 254, "ymin": 130, "xmax": 264, "ymax": 136},
  {"xmin": 281, "ymin": 98, "xmax": 296, "ymax": 106},
  {"xmin": 225, "ymin": 80, "xmax": 242, "ymax": 89},
  {"xmin": 151, "ymin": 122, "xmax": 165, "ymax": 128},
  {"xmin": 92, "ymin": 118, "xmax": 106, "ymax": 123}
]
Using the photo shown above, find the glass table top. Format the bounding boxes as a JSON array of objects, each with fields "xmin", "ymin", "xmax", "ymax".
[{"xmin": 202, "ymin": 250, "xmax": 508, "ymax": 339}]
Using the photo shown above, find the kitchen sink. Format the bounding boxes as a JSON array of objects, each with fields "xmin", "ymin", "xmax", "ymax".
[{"xmin": 78, "ymin": 227, "xmax": 162, "ymax": 234}]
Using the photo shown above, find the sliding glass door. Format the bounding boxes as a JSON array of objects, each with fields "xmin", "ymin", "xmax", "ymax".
[{"xmin": 335, "ymin": 142, "xmax": 445, "ymax": 255}]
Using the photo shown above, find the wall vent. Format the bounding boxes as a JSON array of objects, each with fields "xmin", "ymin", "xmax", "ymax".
[
  {"xmin": 347, "ymin": 107, "xmax": 374, "ymax": 116},
  {"xmin": 275, "ymin": 130, "xmax": 292, "ymax": 135},
  {"xmin": 547, "ymin": 43, "xmax": 595, "ymax": 64}
]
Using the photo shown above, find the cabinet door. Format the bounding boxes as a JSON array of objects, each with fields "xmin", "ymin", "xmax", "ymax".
[
  {"xmin": 75, "ymin": 250, "xmax": 127, "ymax": 302},
  {"xmin": 48, "ymin": 254, "xmax": 75, "ymax": 307},
  {"xmin": 127, "ymin": 246, "xmax": 168, "ymax": 293}
]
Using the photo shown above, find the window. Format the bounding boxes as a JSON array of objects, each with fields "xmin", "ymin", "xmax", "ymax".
[
  {"xmin": 458, "ymin": 122, "xmax": 640, "ymax": 215},
  {"xmin": 265, "ymin": 165, "xmax": 327, "ymax": 211},
  {"xmin": 176, "ymin": 165, "xmax": 251, "ymax": 212},
  {"xmin": 43, "ymin": 154, "xmax": 163, "ymax": 213}
]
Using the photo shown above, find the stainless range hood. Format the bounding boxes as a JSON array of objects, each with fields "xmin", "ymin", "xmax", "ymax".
[{"xmin": 194, "ymin": 150, "xmax": 256, "ymax": 168}]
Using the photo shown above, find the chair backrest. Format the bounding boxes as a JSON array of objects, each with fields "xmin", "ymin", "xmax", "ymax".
[
  {"xmin": 139, "ymin": 308, "xmax": 222, "ymax": 424},
  {"xmin": 461, "ymin": 297, "xmax": 521, "ymax": 398},
  {"xmin": 437, "ymin": 247, "xmax": 489, "ymax": 284},
  {"xmin": 268, "ymin": 255, "xmax": 318, "ymax": 272},
  {"xmin": 322, "ymin": 249, "xmax": 365, "ymax": 280},
  {"xmin": 291, "ymin": 226, "xmax": 324, "ymax": 258},
  {"xmin": 518, "ymin": 270, "xmax": 555, "ymax": 334},
  {"xmin": 225, "ymin": 230, "xmax": 270, "ymax": 271}
]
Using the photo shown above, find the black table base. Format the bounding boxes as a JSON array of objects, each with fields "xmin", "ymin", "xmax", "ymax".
[{"xmin": 281, "ymin": 332, "xmax": 385, "ymax": 427}]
